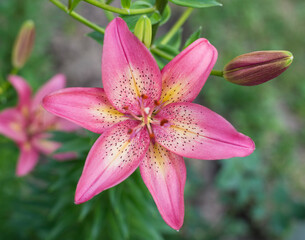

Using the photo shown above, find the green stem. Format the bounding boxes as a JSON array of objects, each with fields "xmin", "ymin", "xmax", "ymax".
[
  {"xmin": 68, "ymin": 0, "xmax": 72, "ymax": 9},
  {"xmin": 160, "ymin": 7, "xmax": 193, "ymax": 45},
  {"xmin": 152, "ymin": 0, "xmax": 168, "ymax": 41},
  {"xmin": 84, "ymin": 0, "xmax": 156, "ymax": 15},
  {"xmin": 100, "ymin": 0, "xmax": 114, "ymax": 22},
  {"xmin": 155, "ymin": 0, "xmax": 168, "ymax": 14},
  {"xmin": 150, "ymin": 47, "xmax": 223, "ymax": 77},
  {"xmin": 10, "ymin": 67, "xmax": 19, "ymax": 75},
  {"xmin": 150, "ymin": 46, "xmax": 174, "ymax": 61},
  {"xmin": 104, "ymin": 9, "xmax": 115, "ymax": 21},
  {"xmin": 49, "ymin": 0, "xmax": 105, "ymax": 34},
  {"xmin": 210, "ymin": 70, "xmax": 224, "ymax": 77}
]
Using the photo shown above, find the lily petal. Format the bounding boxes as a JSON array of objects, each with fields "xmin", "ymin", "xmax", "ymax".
[
  {"xmin": 8, "ymin": 75, "xmax": 32, "ymax": 111},
  {"xmin": 153, "ymin": 102, "xmax": 255, "ymax": 160},
  {"xmin": 102, "ymin": 18, "xmax": 162, "ymax": 115},
  {"xmin": 140, "ymin": 143, "xmax": 186, "ymax": 230},
  {"xmin": 55, "ymin": 118, "xmax": 80, "ymax": 132},
  {"xmin": 32, "ymin": 136, "xmax": 60, "ymax": 155},
  {"xmin": 32, "ymin": 74, "xmax": 66, "ymax": 110},
  {"xmin": 53, "ymin": 152, "xmax": 77, "ymax": 161},
  {"xmin": 32, "ymin": 136, "xmax": 77, "ymax": 160},
  {"xmin": 160, "ymin": 39, "xmax": 217, "ymax": 105},
  {"xmin": 16, "ymin": 142, "xmax": 39, "ymax": 176},
  {"xmin": 42, "ymin": 88, "xmax": 126, "ymax": 133},
  {"xmin": 0, "ymin": 108, "xmax": 26, "ymax": 142},
  {"xmin": 75, "ymin": 120, "xmax": 149, "ymax": 204}
]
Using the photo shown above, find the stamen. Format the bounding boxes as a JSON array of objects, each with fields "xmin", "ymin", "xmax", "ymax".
[
  {"xmin": 127, "ymin": 129, "xmax": 133, "ymax": 134},
  {"xmin": 153, "ymin": 100, "xmax": 167, "ymax": 114},
  {"xmin": 141, "ymin": 94, "xmax": 148, "ymax": 99},
  {"xmin": 128, "ymin": 123, "xmax": 145, "ymax": 142},
  {"xmin": 154, "ymin": 100, "xmax": 160, "ymax": 106},
  {"xmin": 160, "ymin": 119, "xmax": 169, "ymax": 126},
  {"xmin": 123, "ymin": 105, "xmax": 142, "ymax": 121}
]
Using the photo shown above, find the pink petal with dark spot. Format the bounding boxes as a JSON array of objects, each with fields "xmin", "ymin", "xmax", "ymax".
[
  {"xmin": 42, "ymin": 87, "xmax": 126, "ymax": 134},
  {"xmin": 153, "ymin": 102, "xmax": 255, "ymax": 160},
  {"xmin": 102, "ymin": 18, "xmax": 162, "ymax": 115},
  {"xmin": 75, "ymin": 120, "xmax": 149, "ymax": 204},
  {"xmin": 160, "ymin": 39, "xmax": 217, "ymax": 105},
  {"xmin": 140, "ymin": 143, "xmax": 186, "ymax": 230}
]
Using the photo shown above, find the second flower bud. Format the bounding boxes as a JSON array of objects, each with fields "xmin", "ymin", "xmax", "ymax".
[{"xmin": 134, "ymin": 15, "xmax": 152, "ymax": 48}]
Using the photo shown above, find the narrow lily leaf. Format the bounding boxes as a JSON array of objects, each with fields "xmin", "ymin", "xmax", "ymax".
[
  {"xmin": 78, "ymin": 201, "xmax": 93, "ymax": 222},
  {"xmin": 183, "ymin": 26, "xmax": 202, "ymax": 49},
  {"xmin": 169, "ymin": 0, "xmax": 222, "ymax": 8},
  {"xmin": 120, "ymin": 12, "xmax": 161, "ymax": 32},
  {"xmin": 87, "ymin": 31, "xmax": 104, "ymax": 45},
  {"xmin": 160, "ymin": 4, "xmax": 171, "ymax": 25},
  {"xmin": 69, "ymin": 0, "xmax": 82, "ymax": 12},
  {"xmin": 121, "ymin": 0, "xmax": 131, "ymax": 9},
  {"xmin": 167, "ymin": 28, "xmax": 182, "ymax": 50},
  {"xmin": 131, "ymin": 0, "xmax": 153, "ymax": 8},
  {"xmin": 54, "ymin": 137, "xmax": 91, "ymax": 154}
]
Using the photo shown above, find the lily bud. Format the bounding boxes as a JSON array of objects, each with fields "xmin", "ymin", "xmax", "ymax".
[
  {"xmin": 134, "ymin": 15, "xmax": 152, "ymax": 48},
  {"xmin": 12, "ymin": 20, "xmax": 35, "ymax": 70},
  {"xmin": 121, "ymin": 0, "xmax": 131, "ymax": 9},
  {"xmin": 223, "ymin": 51, "xmax": 293, "ymax": 86}
]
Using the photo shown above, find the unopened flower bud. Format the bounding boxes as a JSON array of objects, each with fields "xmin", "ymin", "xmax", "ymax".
[
  {"xmin": 12, "ymin": 20, "xmax": 35, "ymax": 69},
  {"xmin": 121, "ymin": 0, "xmax": 131, "ymax": 9},
  {"xmin": 223, "ymin": 51, "xmax": 293, "ymax": 86},
  {"xmin": 134, "ymin": 15, "xmax": 152, "ymax": 48}
]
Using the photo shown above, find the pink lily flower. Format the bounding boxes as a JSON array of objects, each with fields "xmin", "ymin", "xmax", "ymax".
[
  {"xmin": 42, "ymin": 18, "xmax": 255, "ymax": 230},
  {"xmin": 0, "ymin": 75, "xmax": 78, "ymax": 176}
]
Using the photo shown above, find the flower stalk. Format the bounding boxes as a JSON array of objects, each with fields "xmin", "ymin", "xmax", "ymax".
[
  {"xmin": 160, "ymin": 7, "xmax": 194, "ymax": 45},
  {"xmin": 84, "ymin": 0, "xmax": 156, "ymax": 15},
  {"xmin": 49, "ymin": 0, "xmax": 105, "ymax": 34}
]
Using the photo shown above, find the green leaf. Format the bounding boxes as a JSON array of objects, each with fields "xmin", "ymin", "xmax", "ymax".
[
  {"xmin": 121, "ymin": 0, "xmax": 131, "ymax": 9},
  {"xmin": 54, "ymin": 137, "xmax": 91, "ymax": 154},
  {"xmin": 121, "ymin": 12, "xmax": 161, "ymax": 32},
  {"xmin": 167, "ymin": 28, "xmax": 182, "ymax": 50},
  {"xmin": 160, "ymin": 4, "xmax": 171, "ymax": 25},
  {"xmin": 183, "ymin": 26, "xmax": 202, "ymax": 49},
  {"xmin": 132, "ymin": 0, "xmax": 154, "ymax": 8},
  {"xmin": 169, "ymin": 0, "xmax": 222, "ymax": 8},
  {"xmin": 69, "ymin": 0, "xmax": 82, "ymax": 12},
  {"xmin": 87, "ymin": 31, "xmax": 104, "ymax": 45}
]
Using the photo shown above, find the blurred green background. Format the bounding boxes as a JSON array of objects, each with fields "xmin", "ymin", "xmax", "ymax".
[{"xmin": 0, "ymin": 0, "xmax": 305, "ymax": 239}]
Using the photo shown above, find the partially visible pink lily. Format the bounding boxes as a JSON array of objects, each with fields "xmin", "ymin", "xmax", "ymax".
[
  {"xmin": 42, "ymin": 18, "xmax": 255, "ymax": 230},
  {"xmin": 0, "ymin": 75, "xmax": 78, "ymax": 176}
]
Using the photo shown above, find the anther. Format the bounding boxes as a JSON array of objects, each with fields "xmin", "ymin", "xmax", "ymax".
[
  {"xmin": 141, "ymin": 94, "xmax": 148, "ymax": 99},
  {"xmin": 127, "ymin": 129, "xmax": 133, "ymax": 134},
  {"xmin": 160, "ymin": 119, "xmax": 169, "ymax": 126},
  {"xmin": 154, "ymin": 100, "xmax": 160, "ymax": 106},
  {"xmin": 123, "ymin": 106, "xmax": 129, "ymax": 110}
]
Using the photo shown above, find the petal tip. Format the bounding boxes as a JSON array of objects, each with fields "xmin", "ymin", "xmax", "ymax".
[
  {"xmin": 16, "ymin": 165, "xmax": 32, "ymax": 177},
  {"xmin": 239, "ymin": 134, "xmax": 256, "ymax": 157},
  {"xmin": 167, "ymin": 218, "xmax": 184, "ymax": 231},
  {"xmin": 74, "ymin": 191, "xmax": 86, "ymax": 205}
]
